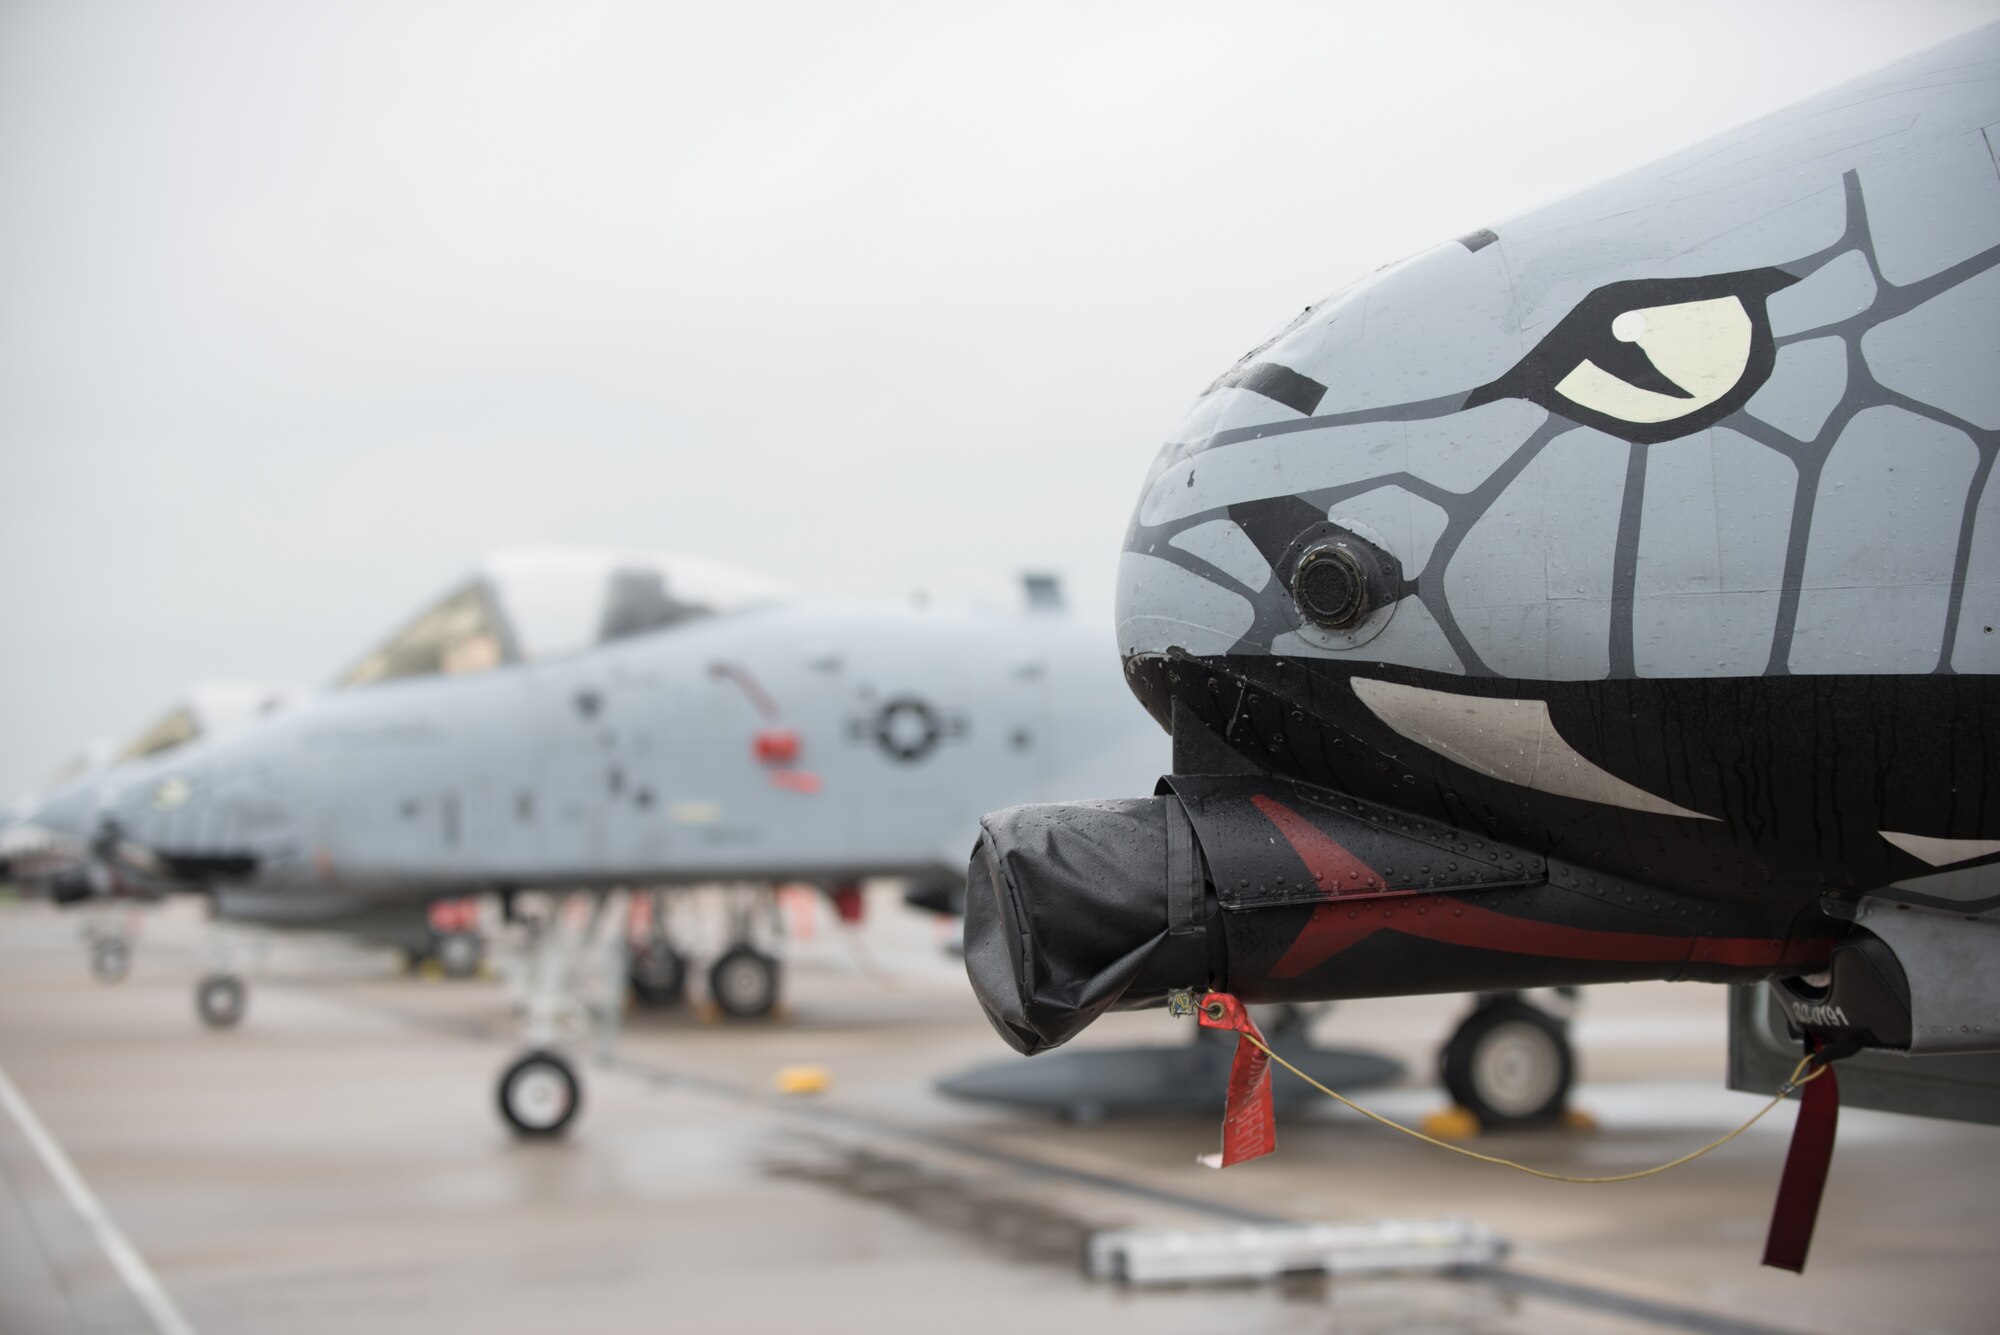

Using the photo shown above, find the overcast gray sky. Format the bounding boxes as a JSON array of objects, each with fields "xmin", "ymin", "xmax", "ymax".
[{"xmin": 0, "ymin": 0, "xmax": 1990, "ymax": 793}]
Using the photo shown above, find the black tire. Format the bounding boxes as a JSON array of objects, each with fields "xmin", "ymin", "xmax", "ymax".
[
  {"xmin": 90, "ymin": 936, "xmax": 132, "ymax": 984},
  {"xmin": 433, "ymin": 930, "xmax": 485, "ymax": 980},
  {"xmin": 628, "ymin": 942, "xmax": 689, "ymax": 1008},
  {"xmin": 497, "ymin": 1049, "xmax": 581, "ymax": 1137},
  {"xmin": 195, "ymin": 974, "xmax": 247, "ymax": 1029},
  {"xmin": 708, "ymin": 946, "xmax": 780, "ymax": 1019},
  {"xmin": 1439, "ymin": 1000, "xmax": 1572, "ymax": 1128}
]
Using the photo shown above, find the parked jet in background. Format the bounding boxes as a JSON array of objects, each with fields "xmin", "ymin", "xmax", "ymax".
[
  {"xmin": 7, "ymin": 684, "xmax": 302, "ymax": 883},
  {"xmin": 23, "ymin": 546, "xmax": 1170, "ymax": 1134},
  {"xmin": 964, "ymin": 22, "xmax": 2000, "ymax": 1167},
  {"xmin": 3, "ymin": 682, "xmax": 306, "ymax": 977}
]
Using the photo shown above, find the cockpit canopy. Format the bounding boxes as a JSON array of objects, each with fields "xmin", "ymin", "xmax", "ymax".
[
  {"xmin": 336, "ymin": 548, "xmax": 790, "ymax": 689},
  {"xmin": 115, "ymin": 683, "xmax": 305, "ymax": 762},
  {"xmin": 118, "ymin": 707, "xmax": 199, "ymax": 762}
]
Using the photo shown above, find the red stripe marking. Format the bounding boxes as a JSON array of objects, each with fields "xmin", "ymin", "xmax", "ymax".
[
  {"xmin": 1248, "ymin": 794, "xmax": 1388, "ymax": 895},
  {"xmin": 1270, "ymin": 889, "xmax": 1823, "ymax": 979},
  {"xmin": 1252, "ymin": 796, "xmax": 1827, "ymax": 979}
]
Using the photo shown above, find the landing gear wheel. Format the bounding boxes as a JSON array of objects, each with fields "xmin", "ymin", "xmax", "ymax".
[
  {"xmin": 433, "ymin": 930, "xmax": 485, "ymax": 980},
  {"xmin": 497, "ymin": 1049, "xmax": 580, "ymax": 1137},
  {"xmin": 708, "ymin": 946, "xmax": 780, "ymax": 1019},
  {"xmin": 1440, "ymin": 1000, "xmax": 1572, "ymax": 1128},
  {"xmin": 629, "ymin": 942, "xmax": 689, "ymax": 1008},
  {"xmin": 195, "ymin": 974, "xmax": 247, "ymax": 1029},
  {"xmin": 90, "ymin": 936, "xmax": 132, "ymax": 984}
]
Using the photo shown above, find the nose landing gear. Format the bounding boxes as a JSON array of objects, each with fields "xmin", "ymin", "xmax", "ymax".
[
  {"xmin": 196, "ymin": 973, "xmax": 247, "ymax": 1028},
  {"xmin": 497, "ymin": 1049, "xmax": 581, "ymax": 1137},
  {"xmin": 81, "ymin": 904, "xmax": 139, "ymax": 983},
  {"xmin": 491, "ymin": 885, "xmax": 794, "ymax": 1138},
  {"xmin": 193, "ymin": 920, "xmax": 261, "ymax": 1030},
  {"xmin": 89, "ymin": 934, "xmax": 132, "ymax": 983},
  {"xmin": 495, "ymin": 890, "xmax": 629, "ymax": 1138}
]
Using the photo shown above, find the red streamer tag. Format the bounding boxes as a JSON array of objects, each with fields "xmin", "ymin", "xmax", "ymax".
[
  {"xmin": 1197, "ymin": 992, "xmax": 1276, "ymax": 1168},
  {"xmin": 1762, "ymin": 1054, "xmax": 1840, "ymax": 1273}
]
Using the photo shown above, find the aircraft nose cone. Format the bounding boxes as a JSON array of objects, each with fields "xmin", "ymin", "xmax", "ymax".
[
  {"xmin": 1116, "ymin": 237, "xmax": 1534, "ymax": 674},
  {"xmin": 28, "ymin": 784, "xmax": 96, "ymax": 839},
  {"xmin": 0, "ymin": 803, "xmax": 95, "ymax": 886}
]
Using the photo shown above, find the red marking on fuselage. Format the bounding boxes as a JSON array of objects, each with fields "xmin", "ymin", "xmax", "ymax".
[
  {"xmin": 1251, "ymin": 795, "xmax": 1829, "ymax": 980},
  {"xmin": 754, "ymin": 728, "xmax": 802, "ymax": 765},
  {"xmin": 1268, "ymin": 896, "xmax": 1822, "ymax": 978},
  {"xmin": 768, "ymin": 769, "xmax": 823, "ymax": 796},
  {"xmin": 1247, "ymin": 794, "xmax": 1388, "ymax": 896}
]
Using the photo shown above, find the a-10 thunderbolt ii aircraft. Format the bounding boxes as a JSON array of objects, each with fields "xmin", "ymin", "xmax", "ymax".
[
  {"xmin": 28, "ymin": 546, "xmax": 1169, "ymax": 1134},
  {"xmin": 6, "ymin": 681, "xmax": 502, "ymax": 985},
  {"xmin": 2, "ymin": 682, "xmax": 306, "ymax": 980},
  {"xmin": 962, "ymin": 25, "xmax": 2000, "ymax": 1264},
  {"xmin": 5, "ymin": 682, "xmax": 302, "ymax": 893}
]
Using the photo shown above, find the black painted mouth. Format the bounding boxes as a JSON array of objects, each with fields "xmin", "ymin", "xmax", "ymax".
[
  {"xmin": 151, "ymin": 850, "xmax": 260, "ymax": 884},
  {"xmin": 1125, "ymin": 649, "xmax": 2000, "ymax": 911}
]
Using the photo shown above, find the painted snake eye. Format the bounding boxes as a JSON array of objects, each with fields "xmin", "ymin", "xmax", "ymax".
[
  {"xmin": 1557, "ymin": 296, "xmax": 1750, "ymax": 422},
  {"xmin": 1468, "ymin": 268, "xmax": 1796, "ymax": 442}
]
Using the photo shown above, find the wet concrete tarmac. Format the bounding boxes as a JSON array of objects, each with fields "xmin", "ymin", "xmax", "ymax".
[{"xmin": 1, "ymin": 891, "xmax": 1995, "ymax": 1335}]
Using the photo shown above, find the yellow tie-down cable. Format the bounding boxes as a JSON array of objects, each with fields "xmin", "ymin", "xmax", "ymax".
[{"xmin": 1227, "ymin": 1014, "xmax": 1827, "ymax": 1184}]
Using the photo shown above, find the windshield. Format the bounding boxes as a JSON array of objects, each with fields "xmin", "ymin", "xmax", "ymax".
[
  {"xmin": 117, "ymin": 706, "xmax": 200, "ymax": 761},
  {"xmin": 337, "ymin": 579, "xmax": 510, "ymax": 688}
]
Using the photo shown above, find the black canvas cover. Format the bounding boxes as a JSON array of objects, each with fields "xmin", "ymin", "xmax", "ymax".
[{"xmin": 964, "ymin": 797, "xmax": 1208, "ymax": 1055}]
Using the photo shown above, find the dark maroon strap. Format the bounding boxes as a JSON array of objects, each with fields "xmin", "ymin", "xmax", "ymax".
[{"xmin": 1762, "ymin": 1054, "xmax": 1840, "ymax": 1272}]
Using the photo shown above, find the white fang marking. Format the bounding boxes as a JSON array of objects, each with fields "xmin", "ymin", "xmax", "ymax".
[
  {"xmin": 1350, "ymin": 677, "xmax": 1716, "ymax": 821},
  {"xmin": 1879, "ymin": 831, "xmax": 2000, "ymax": 866}
]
